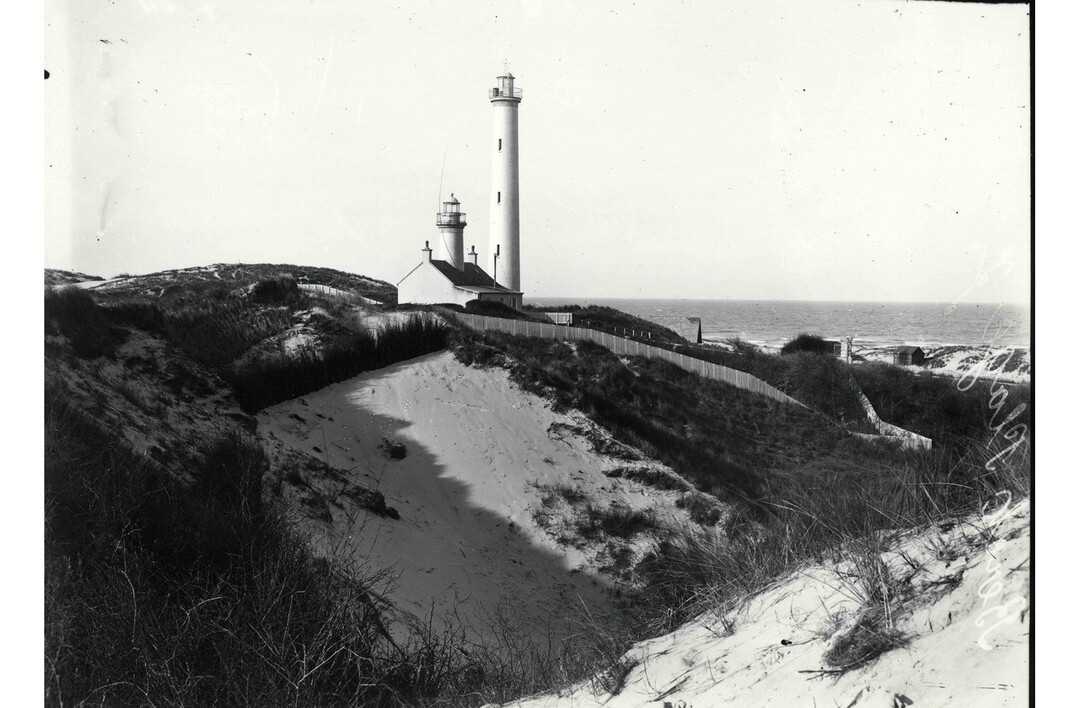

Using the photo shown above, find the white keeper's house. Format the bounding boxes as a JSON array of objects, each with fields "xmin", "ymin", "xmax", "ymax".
[{"xmin": 397, "ymin": 194, "xmax": 522, "ymax": 308}]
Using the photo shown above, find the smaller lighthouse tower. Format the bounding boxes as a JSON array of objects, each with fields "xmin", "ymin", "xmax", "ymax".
[{"xmin": 436, "ymin": 194, "xmax": 467, "ymax": 270}]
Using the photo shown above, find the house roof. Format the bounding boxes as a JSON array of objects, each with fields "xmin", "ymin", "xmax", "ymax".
[
  {"xmin": 429, "ymin": 260, "xmax": 522, "ymax": 294},
  {"xmin": 455, "ymin": 285, "xmax": 522, "ymax": 295},
  {"xmin": 896, "ymin": 345, "xmax": 925, "ymax": 354}
]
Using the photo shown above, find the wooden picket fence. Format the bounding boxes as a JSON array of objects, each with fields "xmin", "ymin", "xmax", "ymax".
[
  {"xmin": 450, "ymin": 311, "xmax": 932, "ymax": 450},
  {"xmin": 450, "ymin": 312, "xmax": 804, "ymax": 407}
]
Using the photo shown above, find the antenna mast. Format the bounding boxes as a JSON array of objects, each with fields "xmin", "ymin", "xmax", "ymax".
[{"xmin": 437, "ymin": 141, "xmax": 448, "ymax": 212}]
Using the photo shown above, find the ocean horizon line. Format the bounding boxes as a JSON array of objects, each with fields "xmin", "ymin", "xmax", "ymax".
[{"xmin": 526, "ymin": 296, "xmax": 1030, "ymax": 308}]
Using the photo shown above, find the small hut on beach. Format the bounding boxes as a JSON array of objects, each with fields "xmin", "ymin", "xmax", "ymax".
[
  {"xmin": 894, "ymin": 345, "xmax": 926, "ymax": 366},
  {"xmin": 673, "ymin": 317, "xmax": 702, "ymax": 344}
]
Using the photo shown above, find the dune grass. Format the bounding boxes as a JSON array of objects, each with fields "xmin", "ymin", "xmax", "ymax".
[
  {"xmin": 94, "ymin": 277, "xmax": 449, "ymax": 413},
  {"xmin": 628, "ymin": 433, "xmax": 1029, "ymax": 643},
  {"xmin": 48, "ymin": 391, "xmax": 593, "ymax": 707},
  {"xmin": 46, "ymin": 291, "xmax": 1030, "ymax": 699},
  {"xmin": 852, "ymin": 360, "xmax": 1031, "ymax": 442},
  {"xmin": 44, "ymin": 382, "xmax": 649, "ymax": 707},
  {"xmin": 450, "ymin": 325, "xmax": 1031, "ymax": 650},
  {"xmin": 452, "ymin": 329, "xmax": 856, "ymax": 512},
  {"xmin": 87, "ymin": 263, "xmax": 396, "ymax": 303},
  {"xmin": 650, "ymin": 338, "xmax": 870, "ymax": 426},
  {"xmin": 226, "ymin": 313, "xmax": 448, "ymax": 412},
  {"xmin": 46, "ymin": 393, "xmax": 407, "ymax": 706}
]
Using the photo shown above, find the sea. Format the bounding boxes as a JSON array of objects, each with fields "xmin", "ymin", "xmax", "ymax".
[{"xmin": 526, "ymin": 299, "xmax": 1030, "ymax": 350}]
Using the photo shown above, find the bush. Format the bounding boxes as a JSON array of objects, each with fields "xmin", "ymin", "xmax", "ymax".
[
  {"xmin": 606, "ymin": 466, "xmax": 689, "ymax": 492},
  {"xmin": 44, "ymin": 287, "xmax": 117, "ymax": 357},
  {"xmin": 100, "ymin": 298, "xmax": 166, "ymax": 332},
  {"xmin": 249, "ymin": 274, "xmax": 301, "ymax": 305},
  {"xmin": 781, "ymin": 333, "xmax": 836, "ymax": 356},
  {"xmin": 784, "ymin": 352, "xmax": 867, "ymax": 425},
  {"xmin": 450, "ymin": 329, "xmax": 504, "ymax": 368},
  {"xmin": 465, "ymin": 299, "xmax": 544, "ymax": 321},
  {"xmin": 675, "ymin": 493, "xmax": 723, "ymax": 526},
  {"xmin": 577, "ymin": 503, "xmax": 657, "ymax": 539}
]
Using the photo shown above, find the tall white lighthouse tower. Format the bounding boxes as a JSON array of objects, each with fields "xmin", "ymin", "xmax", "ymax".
[{"xmin": 489, "ymin": 73, "xmax": 522, "ymax": 291}]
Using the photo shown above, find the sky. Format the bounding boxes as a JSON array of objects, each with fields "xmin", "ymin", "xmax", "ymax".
[{"xmin": 43, "ymin": 0, "xmax": 1030, "ymax": 303}]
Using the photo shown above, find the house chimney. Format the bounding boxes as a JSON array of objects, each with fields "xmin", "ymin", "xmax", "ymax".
[
  {"xmin": 468, "ymin": 245, "xmax": 479, "ymax": 266},
  {"xmin": 422, "ymin": 240, "xmax": 433, "ymax": 262}
]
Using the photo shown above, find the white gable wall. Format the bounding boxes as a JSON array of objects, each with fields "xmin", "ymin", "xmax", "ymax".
[{"xmin": 398, "ymin": 261, "xmax": 476, "ymax": 307}]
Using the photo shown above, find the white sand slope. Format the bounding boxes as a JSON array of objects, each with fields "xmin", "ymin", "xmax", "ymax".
[
  {"xmin": 503, "ymin": 501, "xmax": 1030, "ymax": 707},
  {"xmin": 257, "ymin": 351, "xmax": 710, "ymax": 642},
  {"xmin": 856, "ymin": 344, "xmax": 1029, "ymax": 383}
]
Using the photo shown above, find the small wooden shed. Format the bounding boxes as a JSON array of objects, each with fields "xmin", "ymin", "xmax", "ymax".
[
  {"xmin": 672, "ymin": 317, "xmax": 702, "ymax": 344},
  {"xmin": 894, "ymin": 345, "xmax": 926, "ymax": 366}
]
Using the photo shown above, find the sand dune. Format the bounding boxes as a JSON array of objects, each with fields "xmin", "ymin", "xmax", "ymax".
[
  {"xmin": 501, "ymin": 502, "xmax": 1029, "ymax": 707},
  {"xmin": 257, "ymin": 351, "xmax": 709, "ymax": 643}
]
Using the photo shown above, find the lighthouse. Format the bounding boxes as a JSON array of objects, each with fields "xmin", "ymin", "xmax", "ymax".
[
  {"xmin": 489, "ymin": 73, "xmax": 522, "ymax": 291},
  {"xmin": 397, "ymin": 73, "xmax": 524, "ymax": 310},
  {"xmin": 436, "ymin": 193, "xmax": 466, "ymax": 270}
]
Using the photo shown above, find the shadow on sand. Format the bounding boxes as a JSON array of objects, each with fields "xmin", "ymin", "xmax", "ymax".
[{"xmin": 260, "ymin": 353, "xmax": 630, "ymax": 650}]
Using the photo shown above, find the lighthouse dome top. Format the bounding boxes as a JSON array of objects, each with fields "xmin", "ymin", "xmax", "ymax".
[{"xmin": 445, "ymin": 193, "xmax": 460, "ymax": 205}]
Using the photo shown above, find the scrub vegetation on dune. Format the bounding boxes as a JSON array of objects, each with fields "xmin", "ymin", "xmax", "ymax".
[
  {"xmin": 45, "ymin": 287, "xmax": 120, "ymax": 358},
  {"xmin": 44, "ymin": 384, "xmax": 659, "ymax": 706},
  {"xmin": 453, "ymin": 330, "xmax": 870, "ymax": 512},
  {"xmin": 43, "ymin": 273, "xmax": 699, "ymax": 705},
  {"xmin": 44, "ymin": 394, "xmax": 497, "ymax": 707},
  {"xmin": 851, "ymin": 360, "xmax": 1030, "ymax": 441},
  {"xmin": 45, "ymin": 268, "xmax": 106, "ymax": 287},
  {"xmin": 525, "ymin": 303, "xmax": 686, "ymax": 343},
  {"xmin": 87, "ymin": 263, "xmax": 397, "ymax": 303},
  {"xmin": 44, "ymin": 269, "xmax": 1030, "ymax": 706},
  {"xmin": 645, "ymin": 335, "xmax": 871, "ymax": 427},
  {"xmin": 227, "ymin": 313, "xmax": 447, "ymax": 412},
  {"xmin": 449, "ymin": 326, "xmax": 1030, "ymax": 645},
  {"xmin": 780, "ymin": 332, "xmax": 836, "ymax": 356},
  {"xmin": 48, "ymin": 273, "xmax": 449, "ymax": 414}
]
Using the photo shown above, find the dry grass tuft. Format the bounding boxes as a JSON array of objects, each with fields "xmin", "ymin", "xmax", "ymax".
[{"xmin": 823, "ymin": 607, "xmax": 908, "ymax": 671}]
